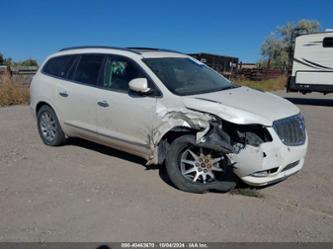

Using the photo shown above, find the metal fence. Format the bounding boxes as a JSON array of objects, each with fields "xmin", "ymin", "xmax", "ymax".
[{"xmin": 0, "ymin": 66, "xmax": 38, "ymax": 85}]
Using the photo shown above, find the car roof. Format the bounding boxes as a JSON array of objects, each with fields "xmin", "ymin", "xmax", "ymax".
[{"xmin": 54, "ymin": 46, "xmax": 188, "ymax": 59}]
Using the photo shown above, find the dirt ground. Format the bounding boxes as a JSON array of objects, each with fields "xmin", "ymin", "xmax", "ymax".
[{"xmin": 0, "ymin": 91, "xmax": 332, "ymax": 242}]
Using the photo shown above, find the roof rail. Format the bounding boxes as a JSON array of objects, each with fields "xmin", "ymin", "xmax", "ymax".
[
  {"xmin": 58, "ymin": 46, "xmax": 142, "ymax": 54},
  {"xmin": 58, "ymin": 46, "xmax": 182, "ymax": 55},
  {"xmin": 127, "ymin": 47, "xmax": 182, "ymax": 54}
]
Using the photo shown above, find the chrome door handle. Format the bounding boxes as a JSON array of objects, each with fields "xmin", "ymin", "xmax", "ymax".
[
  {"xmin": 97, "ymin": 100, "xmax": 109, "ymax": 107},
  {"xmin": 59, "ymin": 91, "xmax": 68, "ymax": 97}
]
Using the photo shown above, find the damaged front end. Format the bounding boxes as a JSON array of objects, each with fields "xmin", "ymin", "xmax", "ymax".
[
  {"xmin": 199, "ymin": 119, "xmax": 306, "ymax": 186},
  {"xmin": 198, "ymin": 119, "xmax": 272, "ymax": 153},
  {"xmin": 197, "ymin": 119, "xmax": 276, "ymax": 177},
  {"xmin": 150, "ymin": 105, "xmax": 273, "ymax": 171},
  {"xmin": 149, "ymin": 104, "xmax": 306, "ymax": 187}
]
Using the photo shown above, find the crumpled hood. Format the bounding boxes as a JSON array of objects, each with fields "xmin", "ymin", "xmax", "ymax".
[{"xmin": 183, "ymin": 87, "xmax": 299, "ymax": 126}]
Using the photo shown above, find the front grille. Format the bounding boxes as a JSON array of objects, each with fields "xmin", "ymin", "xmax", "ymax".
[{"xmin": 273, "ymin": 113, "xmax": 306, "ymax": 146}]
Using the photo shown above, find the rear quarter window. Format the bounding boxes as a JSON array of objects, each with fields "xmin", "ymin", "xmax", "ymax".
[{"xmin": 42, "ymin": 55, "xmax": 74, "ymax": 78}]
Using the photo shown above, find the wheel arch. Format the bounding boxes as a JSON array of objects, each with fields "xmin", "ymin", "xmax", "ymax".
[
  {"xmin": 155, "ymin": 126, "xmax": 199, "ymax": 165},
  {"xmin": 35, "ymin": 100, "xmax": 65, "ymax": 133},
  {"xmin": 35, "ymin": 100, "xmax": 57, "ymax": 117}
]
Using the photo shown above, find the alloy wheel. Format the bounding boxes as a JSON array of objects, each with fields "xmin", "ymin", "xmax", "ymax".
[{"xmin": 180, "ymin": 146, "xmax": 225, "ymax": 184}]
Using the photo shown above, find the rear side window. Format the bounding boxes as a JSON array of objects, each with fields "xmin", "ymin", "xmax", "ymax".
[
  {"xmin": 73, "ymin": 54, "xmax": 105, "ymax": 85},
  {"xmin": 42, "ymin": 55, "xmax": 74, "ymax": 78},
  {"xmin": 323, "ymin": 37, "xmax": 333, "ymax": 47}
]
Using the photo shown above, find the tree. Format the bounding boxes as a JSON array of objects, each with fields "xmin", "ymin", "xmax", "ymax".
[
  {"xmin": 4, "ymin": 58, "xmax": 13, "ymax": 67},
  {"xmin": 18, "ymin": 59, "xmax": 38, "ymax": 66},
  {"xmin": 0, "ymin": 53, "xmax": 38, "ymax": 67},
  {"xmin": 0, "ymin": 53, "xmax": 13, "ymax": 66},
  {"xmin": 261, "ymin": 33, "xmax": 288, "ymax": 68},
  {"xmin": 260, "ymin": 19, "xmax": 320, "ymax": 70}
]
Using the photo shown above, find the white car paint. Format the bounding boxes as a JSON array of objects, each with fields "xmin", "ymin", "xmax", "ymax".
[
  {"xmin": 30, "ymin": 47, "xmax": 308, "ymax": 186},
  {"xmin": 184, "ymin": 87, "xmax": 300, "ymax": 126}
]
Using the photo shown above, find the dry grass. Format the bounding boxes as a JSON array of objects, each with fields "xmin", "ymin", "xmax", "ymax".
[
  {"xmin": 0, "ymin": 75, "xmax": 30, "ymax": 107},
  {"xmin": 234, "ymin": 75, "xmax": 288, "ymax": 91}
]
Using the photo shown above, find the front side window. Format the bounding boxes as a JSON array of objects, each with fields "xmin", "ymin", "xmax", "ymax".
[
  {"xmin": 73, "ymin": 54, "xmax": 105, "ymax": 85},
  {"xmin": 323, "ymin": 37, "xmax": 333, "ymax": 47},
  {"xmin": 143, "ymin": 57, "xmax": 235, "ymax": 96},
  {"xmin": 42, "ymin": 55, "xmax": 74, "ymax": 78},
  {"xmin": 102, "ymin": 56, "xmax": 144, "ymax": 92}
]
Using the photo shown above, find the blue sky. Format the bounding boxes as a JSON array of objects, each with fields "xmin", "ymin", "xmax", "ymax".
[{"xmin": 1, "ymin": 0, "xmax": 332, "ymax": 64}]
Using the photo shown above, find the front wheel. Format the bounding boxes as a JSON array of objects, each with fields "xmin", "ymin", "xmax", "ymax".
[{"xmin": 165, "ymin": 135, "xmax": 237, "ymax": 193}]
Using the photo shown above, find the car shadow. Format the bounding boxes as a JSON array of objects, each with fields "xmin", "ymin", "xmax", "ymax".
[
  {"xmin": 285, "ymin": 97, "xmax": 333, "ymax": 107},
  {"xmin": 67, "ymin": 137, "xmax": 174, "ymax": 185},
  {"xmin": 235, "ymin": 179, "xmax": 281, "ymax": 190},
  {"xmin": 67, "ymin": 137, "xmax": 147, "ymax": 167}
]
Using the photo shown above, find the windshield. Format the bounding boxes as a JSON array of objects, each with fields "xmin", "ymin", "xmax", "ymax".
[{"xmin": 143, "ymin": 57, "xmax": 236, "ymax": 96}]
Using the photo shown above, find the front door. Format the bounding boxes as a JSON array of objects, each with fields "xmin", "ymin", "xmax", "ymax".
[{"xmin": 95, "ymin": 55, "xmax": 157, "ymax": 157}]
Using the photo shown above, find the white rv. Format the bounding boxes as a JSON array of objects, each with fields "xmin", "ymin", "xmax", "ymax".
[{"xmin": 288, "ymin": 30, "xmax": 333, "ymax": 94}]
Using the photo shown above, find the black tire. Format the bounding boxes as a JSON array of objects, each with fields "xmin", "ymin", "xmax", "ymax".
[
  {"xmin": 165, "ymin": 135, "xmax": 237, "ymax": 193},
  {"xmin": 37, "ymin": 105, "xmax": 66, "ymax": 146}
]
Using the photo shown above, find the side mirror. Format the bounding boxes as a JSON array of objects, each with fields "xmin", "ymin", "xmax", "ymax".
[{"xmin": 129, "ymin": 78, "xmax": 151, "ymax": 93}]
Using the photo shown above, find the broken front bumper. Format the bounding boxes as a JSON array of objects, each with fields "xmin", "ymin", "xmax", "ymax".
[
  {"xmin": 230, "ymin": 127, "xmax": 308, "ymax": 186},
  {"xmin": 240, "ymin": 159, "xmax": 304, "ymax": 186}
]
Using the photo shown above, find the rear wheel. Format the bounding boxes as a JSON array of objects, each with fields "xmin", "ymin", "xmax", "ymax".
[
  {"xmin": 165, "ymin": 135, "xmax": 236, "ymax": 193},
  {"xmin": 37, "ymin": 105, "xmax": 66, "ymax": 146}
]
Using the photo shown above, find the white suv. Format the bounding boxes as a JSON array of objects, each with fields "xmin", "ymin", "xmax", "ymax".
[{"xmin": 30, "ymin": 46, "xmax": 308, "ymax": 193}]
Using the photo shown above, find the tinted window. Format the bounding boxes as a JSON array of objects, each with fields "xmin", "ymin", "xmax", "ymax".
[
  {"xmin": 102, "ymin": 56, "xmax": 145, "ymax": 92},
  {"xmin": 323, "ymin": 37, "xmax": 333, "ymax": 47},
  {"xmin": 66, "ymin": 55, "xmax": 79, "ymax": 80},
  {"xmin": 43, "ymin": 55, "xmax": 74, "ymax": 78},
  {"xmin": 73, "ymin": 54, "xmax": 105, "ymax": 85}
]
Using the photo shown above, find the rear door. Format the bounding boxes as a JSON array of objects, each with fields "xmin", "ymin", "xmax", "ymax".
[
  {"xmin": 55, "ymin": 54, "xmax": 105, "ymax": 140},
  {"xmin": 95, "ymin": 55, "xmax": 158, "ymax": 156}
]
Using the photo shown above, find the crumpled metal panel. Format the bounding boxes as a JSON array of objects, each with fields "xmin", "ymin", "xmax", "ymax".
[
  {"xmin": 146, "ymin": 103, "xmax": 214, "ymax": 165},
  {"xmin": 152, "ymin": 103, "xmax": 214, "ymax": 145}
]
